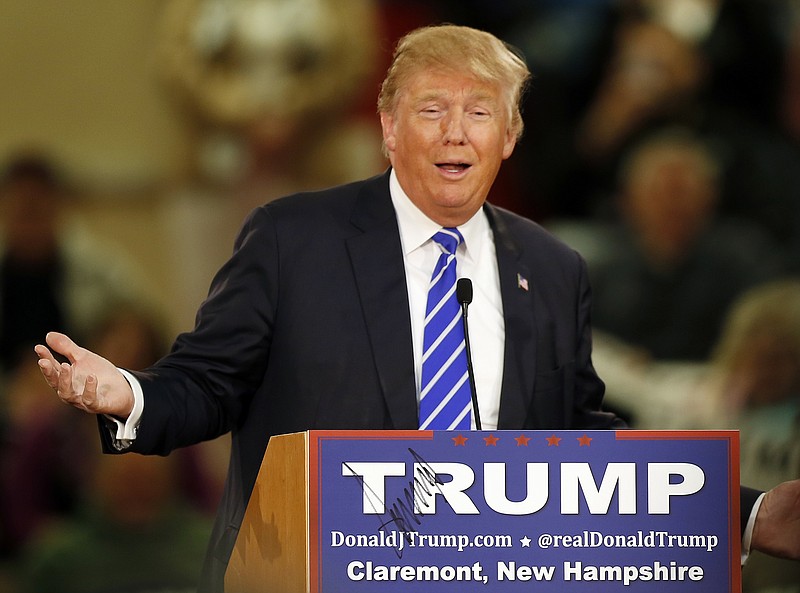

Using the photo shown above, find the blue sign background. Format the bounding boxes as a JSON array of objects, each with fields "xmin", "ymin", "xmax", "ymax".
[{"xmin": 310, "ymin": 430, "xmax": 738, "ymax": 592}]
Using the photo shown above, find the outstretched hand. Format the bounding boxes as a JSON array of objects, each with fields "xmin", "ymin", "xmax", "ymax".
[
  {"xmin": 35, "ymin": 331, "xmax": 135, "ymax": 419},
  {"xmin": 752, "ymin": 479, "xmax": 800, "ymax": 561}
]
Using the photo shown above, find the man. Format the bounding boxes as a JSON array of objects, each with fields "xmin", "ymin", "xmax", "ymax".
[
  {"xmin": 35, "ymin": 25, "xmax": 800, "ymax": 592},
  {"xmin": 0, "ymin": 153, "xmax": 153, "ymax": 378},
  {"xmin": 0, "ymin": 153, "xmax": 158, "ymax": 559}
]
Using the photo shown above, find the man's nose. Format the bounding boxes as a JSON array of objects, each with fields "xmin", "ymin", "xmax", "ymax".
[{"xmin": 442, "ymin": 112, "xmax": 467, "ymax": 145}]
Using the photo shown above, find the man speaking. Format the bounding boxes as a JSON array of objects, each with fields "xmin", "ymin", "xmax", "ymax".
[{"xmin": 35, "ymin": 24, "xmax": 800, "ymax": 592}]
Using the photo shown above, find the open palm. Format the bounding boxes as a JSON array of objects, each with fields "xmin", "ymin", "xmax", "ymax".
[{"xmin": 35, "ymin": 331, "xmax": 135, "ymax": 418}]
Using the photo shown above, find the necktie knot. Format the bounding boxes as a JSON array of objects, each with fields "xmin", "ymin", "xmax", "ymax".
[{"xmin": 432, "ymin": 228, "xmax": 462, "ymax": 257}]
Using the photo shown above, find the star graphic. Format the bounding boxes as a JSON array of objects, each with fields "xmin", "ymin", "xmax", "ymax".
[
  {"xmin": 520, "ymin": 536, "xmax": 531, "ymax": 547},
  {"xmin": 545, "ymin": 434, "xmax": 562, "ymax": 446},
  {"xmin": 577, "ymin": 434, "xmax": 593, "ymax": 447},
  {"xmin": 483, "ymin": 434, "xmax": 499, "ymax": 446},
  {"xmin": 452, "ymin": 434, "xmax": 468, "ymax": 446},
  {"xmin": 515, "ymin": 434, "xmax": 531, "ymax": 446}
]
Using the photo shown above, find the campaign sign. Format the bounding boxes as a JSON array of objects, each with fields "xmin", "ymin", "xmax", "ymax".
[{"xmin": 308, "ymin": 430, "xmax": 740, "ymax": 593}]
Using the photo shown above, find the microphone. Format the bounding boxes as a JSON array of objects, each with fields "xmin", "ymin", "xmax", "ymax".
[{"xmin": 456, "ymin": 278, "xmax": 482, "ymax": 430}]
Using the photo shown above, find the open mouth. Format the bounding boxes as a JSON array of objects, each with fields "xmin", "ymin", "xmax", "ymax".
[{"xmin": 436, "ymin": 163, "xmax": 471, "ymax": 173}]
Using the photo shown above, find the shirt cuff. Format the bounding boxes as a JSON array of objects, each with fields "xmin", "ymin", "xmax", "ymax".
[
  {"xmin": 104, "ymin": 368, "xmax": 144, "ymax": 451},
  {"xmin": 741, "ymin": 492, "xmax": 766, "ymax": 565}
]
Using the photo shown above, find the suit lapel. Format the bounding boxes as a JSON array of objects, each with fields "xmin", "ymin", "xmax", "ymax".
[
  {"xmin": 343, "ymin": 183, "xmax": 538, "ymax": 431},
  {"xmin": 485, "ymin": 204, "xmax": 538, "ymax": 430},
  {"xmin": 346, "ymin": 172, "xmax": 418, "ymax": 429}
]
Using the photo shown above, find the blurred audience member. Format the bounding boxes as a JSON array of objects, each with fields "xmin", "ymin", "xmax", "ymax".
[
  {"xmin": 1, "ymin": 304, "xmax": 219, "ymax": 590},
  {"xmin": 581, "ymin": 128, "xmax": 786, "ymax": 361},
  {"xmin": 0, "ymin": 152, "xmax": 155, "ymax": 386},
  {"xmin": 713, "ymin": 280, "xmax": 800, "ymax": 593},
  {"xmin": 781, "ymin": 16, "xmax": 800, "ymax": 144},
  {"xmin": 86, "ymin": 306, "xmax": 225, "ymax": 514},
  {"xmin": 0, "ymin": 356, "xmax": 93, "ymax": 588},
  {"xmin": 0, "ymin": 154, "xmax": 68, "ymax": 384},
  {"xmin": 717, "ymin": 14, "xmax": 800, "ymax": 273},
  {"xmin": 692, "ymin": 0, "xmax": 788, "ymax": 129},
  {"xmin": 592, "ymin": 279, "xmax": 800, "ymax": 592},
  {"xmin": 574, "ymin": 15, "xmax": 705, "ymax": 192},
  {"xmin": 0, "ymin": 151, "xmax": 159, "ymax": 570},
  {"xmin": 708, "ymin": 281, "xmax": 800, "ymax": 489},
  {"xmin": 485, "ymin": 0, "xmax": 791, "ymax": 222},
  {"xmin": 19, "ymin": 451, "xmax": 212, "ymax": 593}
]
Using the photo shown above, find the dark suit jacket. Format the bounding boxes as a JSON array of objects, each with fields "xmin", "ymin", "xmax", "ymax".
[{"xmin": 102, "ymin": 170, "xmax": 749, "ymax": 591}]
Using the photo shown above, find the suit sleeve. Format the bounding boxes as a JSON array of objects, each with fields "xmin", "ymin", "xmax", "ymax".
[{"xmin": 103, "ymin": 206, "xmax": 280, "ymax": 455}]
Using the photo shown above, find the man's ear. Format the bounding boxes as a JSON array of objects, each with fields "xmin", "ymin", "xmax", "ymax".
[
  {"xmin": 380, "ymin": 112, "xmax": 397, "ymax": 153},
  {"xmin": 502, "ymin": 127, "xmax": 517, "ymax": 160}
]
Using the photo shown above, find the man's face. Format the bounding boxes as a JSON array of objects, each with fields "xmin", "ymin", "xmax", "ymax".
[{"xmin": 380, "ymin": 69, "xmax": 516, "ymax": 226}]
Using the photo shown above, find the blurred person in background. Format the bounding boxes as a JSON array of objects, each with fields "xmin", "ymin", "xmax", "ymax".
[
  {"xmin": 0, "ymin": 152, "xmax": 156, "ymax": 390},
  {"xmin": 571, "ymin": 127, "xmax": 786, "ymax": 362},
  {"xmin": 8, "ymin": 305, "xmax": 217, "ymax": 592},
  {"xmin": 712, "ymin": 281, "xmax": 800, "ymax": 593},
  {"xmin": 0, "ymin": 155, "xmax": 67, "ymax": 377},
  {"xmin": 717, "ymin": 12, "xmax": 800, "ymax": 274},
  {"xmin": 711, "ymin": 282, "xmax": 800, "ymax": 491},
  {"xmin": 81, "ymin": 306, "xmax": 224, "ymax": 515},
  {"xmin": 484, "ymin": 0, "xmax": 791, "ymax": 222},
  {"xmin": 0, "ymin": 152, "xmax": 160, "ymax": 570},
  {"xmin": 591, "ymin": 279, "xmax": 800, "ymax": 592},
  {"xmin": 571, "ymin": 13, "xmax": 707, "ymax": 213},
  {"xmin": 20, "ymin": 448, "xmax": 212, "ymax": 593}
]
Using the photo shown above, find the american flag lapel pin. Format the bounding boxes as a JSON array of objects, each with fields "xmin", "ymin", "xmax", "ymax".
[{"xmin": 517, "ymin": 273, "xmax": 529, "ymax": 291}]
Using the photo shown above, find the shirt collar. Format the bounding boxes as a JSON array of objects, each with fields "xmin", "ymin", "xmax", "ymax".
[{"xmin": 389, "ymin": 168, "xmax": 489, "ymax": 260}]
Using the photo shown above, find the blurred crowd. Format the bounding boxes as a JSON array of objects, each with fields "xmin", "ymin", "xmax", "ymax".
[
  {"xmin": 0, "ymin": 154, "xmax": 221, "ymax": 592},
  {"xmin": 1, "ymin": 0, "xmax": 799, "ymax": 591}
]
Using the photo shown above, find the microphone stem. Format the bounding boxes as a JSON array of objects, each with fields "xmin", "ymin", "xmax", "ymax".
[{"xmin": 461, "ymin": 301, "xmax": 482, "ymax": 430}]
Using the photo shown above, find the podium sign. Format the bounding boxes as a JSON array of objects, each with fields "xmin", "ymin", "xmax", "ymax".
[{"xmin": 308, "ymin": 430, "xmax": 740, "ymax": 592}]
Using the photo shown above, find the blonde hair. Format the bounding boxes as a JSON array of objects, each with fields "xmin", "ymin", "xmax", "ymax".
[
  {"xmin": 712, "ymin": 279, "xmax": 800, "ymax": 372},
  {"xmin": 377, "ymin": 24, "xmax": 530, "ymax": 141}
]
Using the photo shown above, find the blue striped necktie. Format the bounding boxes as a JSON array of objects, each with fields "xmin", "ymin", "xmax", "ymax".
[{"xmin": 418, "ymin": 228, "xmax": 471, "ymax": 430}]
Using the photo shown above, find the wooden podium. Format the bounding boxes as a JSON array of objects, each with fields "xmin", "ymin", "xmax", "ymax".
[
  {"xmin": 225, "ymin": 432, "xmax": 309, "ymax": 593},
  {"xmin": 224, "ymin": 430, "xmax": 739, "ymax": 593}
]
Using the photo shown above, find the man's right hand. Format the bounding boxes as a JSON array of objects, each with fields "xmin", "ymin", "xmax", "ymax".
[{"xmin": 35, "ymin": 331, "xmax": 135, "ymax": 419}]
